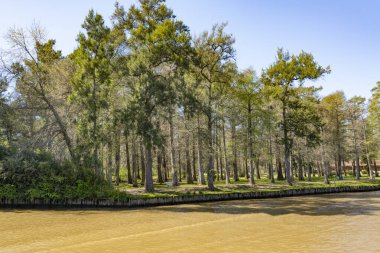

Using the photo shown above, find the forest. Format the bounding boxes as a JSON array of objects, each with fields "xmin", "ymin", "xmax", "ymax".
[{"xmin": 0, "ymin": 0, "xmax": 379, "ymax": 200}]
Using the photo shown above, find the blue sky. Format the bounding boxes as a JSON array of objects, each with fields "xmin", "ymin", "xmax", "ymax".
[{"xmin": 1, "ymin": 0, "xmax": 379, "ymax": 99}]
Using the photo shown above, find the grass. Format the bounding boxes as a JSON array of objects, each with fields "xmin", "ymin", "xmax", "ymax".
[{"xmin": 114, "ymin": 174, "xmax": 380, "ymax": 200}]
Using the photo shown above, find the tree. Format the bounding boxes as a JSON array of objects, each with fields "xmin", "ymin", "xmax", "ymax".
[
  {"xmin": 346, "ymin": 96, "xmax": 366, "ymax": 179},
  {"xmin": 2, "ymin": 25, "xmax": 76, "ymax": 161},
  {"xmin": 70, "ymin": 10, "xmax": 115, "ymax": 176},
  {"xmin": 194, "ymin": 23, "xmax": 236, "ymax": 190},
  {"xmin": 321, "ymin": 91, "xmax": 346, "ymax": 180},
  {"xmin": 112, "ymin": 0, "xmax": 193, "ymax": 192},
  {"xmin": 368, "ymin": 82, "xmax": 380, "ymax": 162},
  {"xmin": 261, "ymin": 49, "xmax": 329, "ymax": 185},
  {"xmin": 234, "ymin": 68, "xmax": 262, "ymax": 186}
]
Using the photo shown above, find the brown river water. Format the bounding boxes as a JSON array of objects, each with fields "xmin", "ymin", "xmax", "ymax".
[{"xmin": 1, "ymin": 191, "xmax": 380, "ymax": 253}]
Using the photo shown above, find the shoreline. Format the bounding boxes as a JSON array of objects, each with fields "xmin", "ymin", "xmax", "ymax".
[{"xmin": 1, "ymin": 184, "xmax": 380, "ymax": 209}]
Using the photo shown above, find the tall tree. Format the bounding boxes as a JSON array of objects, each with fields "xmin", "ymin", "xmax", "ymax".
[
  {"xmin": 2, "ymin": 26, "xmax": 76, "ymax": 161},
  {"xmin": 346, "ymin": 96, "xmax": 366, "ymax": 179},
  {"xmin": 235, "ymin": 68, "xmax": 262, "ymax": 186},
  {"xmin": 261, "ymin": 49, "xmax": 329, "ymax": 185},
  {"xmin": 194, "ymin": 23, "xmax": 236, "ymax": 190},
  {"xmin": 71, "ymin": 10, "xmax": 115, "ymax": 176},
  {"xmin": 321, "ymin": 91, "xmax": 346, "ymax": 180},
  {"xmin": 112, "ymin": 0, "xmax": 193, "ymax": 192}
]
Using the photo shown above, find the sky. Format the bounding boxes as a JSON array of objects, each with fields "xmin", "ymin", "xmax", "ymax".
[{"xmin": 0, "ymin": 0, "xmax": 379, "ymax": 99}]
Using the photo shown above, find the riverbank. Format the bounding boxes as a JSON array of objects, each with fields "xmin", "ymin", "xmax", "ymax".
[{"xmin": 1, "ymin": 179, "xmax": 380, "ymax": 209}]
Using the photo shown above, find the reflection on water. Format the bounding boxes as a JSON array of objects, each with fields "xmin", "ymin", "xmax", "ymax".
[{"xmin": 1, "ymin": 191, "xmax": 380, "ymax": 253}]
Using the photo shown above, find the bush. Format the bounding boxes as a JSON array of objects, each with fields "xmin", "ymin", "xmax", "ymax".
[{"xmin": 0, "ymin": 147, "xmax": 123, "ymax": 201}]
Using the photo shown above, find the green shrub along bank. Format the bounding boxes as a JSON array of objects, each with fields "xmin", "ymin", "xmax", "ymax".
[{"xmin": 0, "ymin": 147, "xmax": 128, "ymax": 201}]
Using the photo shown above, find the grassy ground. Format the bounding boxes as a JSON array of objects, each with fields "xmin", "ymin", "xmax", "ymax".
[{"xmin": 115, "ymin": 174, "xmax": 380, "ymax": 199}]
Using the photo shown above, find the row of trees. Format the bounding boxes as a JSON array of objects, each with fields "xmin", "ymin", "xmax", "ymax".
[{"xmin": 1, "ymin": 0, "xmax": 379, "ymax": 192}]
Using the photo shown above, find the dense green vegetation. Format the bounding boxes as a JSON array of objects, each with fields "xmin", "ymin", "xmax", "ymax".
[{"xmin": 0, "ymin": 0, "xmax": 379, "ymax": 201}]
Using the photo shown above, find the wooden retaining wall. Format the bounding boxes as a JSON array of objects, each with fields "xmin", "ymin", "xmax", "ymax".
[{"xmin": 1, "ymin": 185, "xmax": 380, "ymax": 209}]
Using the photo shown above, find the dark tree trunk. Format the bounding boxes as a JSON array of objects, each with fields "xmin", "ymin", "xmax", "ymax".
[
  {"xmin": 163, "ymin": 148, "xmax": 168, "ymax": 182},
  {"xmin": 131, "ymin": 137, "xmax": 138, "ymax": 187},
  {"xmin": 231, "ymin": 121, "xmax": 239, "ymax": 181},
  {"xmin": 107, "ymin": 140, "xmax": 113, "ymax": 185},
  {"xmin": 140, "ymin": 141, "xmax": 145, "ymax": 185},
  {"xmin": 114, "ymin": 129, "xmax": 121, "ymax": 186},
  {"xmin": 337, "ymin": 153, "xmax": 343, "ymax": 180},
  {"xmin": 307, "ymin": 163, "xmax": 312, "ymax": 181},
  {"xmin": 277, "ymin": 158, "xmax": 285, "ymax": 180},
  {"xmin": 356, "ymin": 158, "xmax": 361, "ymax": 179},
  {"xmin": 298, "ymin": 155, "xmax": 304, "ymax": 181},
  {"xmin": 206, "ymin": 109, "xmax": 215, "ymax": 190},
  {"xmin": 178, "ymin": 150, "xmax": 182, "ymax": 182},
  {"xmin": 157, "ymin": 149, "xmax": 163, "ymax": 184},
  {"xmin": 125, "ymin": 136, "xmax": 132, "ymax": 184},
  {"xmin": 144, "ymin": 144, "xmax": 154, "ymax": 192}
]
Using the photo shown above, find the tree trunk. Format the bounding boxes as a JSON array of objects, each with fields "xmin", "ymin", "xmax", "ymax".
[
  {"xmin": 163, "ymin": 147, "xmax": 168, "ymax": 182},
  {"xmin": 256, "ymin": 158, "xmax": 261, "ymax": 179},
  {"xmin": 283, "ymin": 100, "xmax": 292, "ymax": 186},
  {"xmin": 298, "ymin": 155, "xmax": 304, "ymax": 181},
  {"xmin": 157, "ymin": 148, "xmax": 163, "ymax": 184},
  {"xmin": 374, "ymin": 160, "xmax": 378, "ymax": 177},
  {"xmin": 248, "ymin": 102, "xmax": 255, "ymax": 186},
  {"xmin": 186, "ymin": 128, "xmax": 193, "ymax": 184},
  {"xmin": 125, "ymin": 135, "xmax": 132, "ymax": 184},
  {"xmin": 169, "ymin": 109, "xmax": 179, "ymax": 186},
  {"xmin": 131, "ymin": 137, "xmax": 138, "ymax": 187},
  {"xmin": 231, "ymin": 121, "xmax": 239, "ymax": 181},
  {"xmin": 337, "ymin": 152, "xmax": 343, "ymax": 180},
  {"xmin": 320, "ymin": 131, "xmax": 329, "ymax": 184},
  {"xmin": 355, "ymin": 158, "xmax": 361, "ymax": 179},
  {"xmin": 144, "ymin": 144, "xmax": 154, "ymax": 192},
  {"xmin": 43, "ymin": 95, "xmax": 76, "ymax": 162},
  {"xmin": 277, "ymin": 158, "xmax": 284, "ymax": 180},
  {"xmin": 178, "ymin": 150, "xmax": 182, "ymax": 182},
  {"xmin": 140, "ymin": 140, "xmax": 145, "ymax": 185},
  {"xmin": 107, "ymin": 140, "xmax": 113, "ymax": 185},
  {"xmin": 197, "ymin": 114, "xmax": 205, "ymax": 185},
  {"xmin": 222, "ymin": 116, "xmax": 230, "ymax": 184},
  {"xmin": 206, "ymin": 110, "xmax": 215, "ymax": 190},
  {"xmin": 192, "ymin": 131, "xmax": 198, "ymax": 182},
  {"xmin": 114, "ymin": 129, "xmax": 121, "ymax": 186},
  {"xmin": 307, "ymin": 163, "xmax": 312, "ymax": 181}
]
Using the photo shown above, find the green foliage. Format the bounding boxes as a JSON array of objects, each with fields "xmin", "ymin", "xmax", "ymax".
[
  {"xmin": 0, "ymin": 147, "xmax": 123, "ymax": 201},
  {"xmin": 70, "ymin": 9, "xmax": 115, "ymax": 169}
]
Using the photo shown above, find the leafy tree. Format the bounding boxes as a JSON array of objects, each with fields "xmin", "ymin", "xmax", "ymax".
[
  {"xmin": 234, "ymin": 68, "xmax": 262, "ymax": 186},
  {"xmin": 193, "ymin": 23, "xmax": 236, "ymax": 190},
  {"xmin": 346, "ymin": 96, "xmax": 366, "ymax": 178},
  {"xmin": 368, "ymin": 82, "xmax": 380, "ymax": 159},
  {"xmin": 71, "ymin": 10, "xmax": 115, "ymax": 176},
  {"xmin": 112, "ymin": 0, "xmax": 193, "ymax": 192},
  {"xmin": 2, "ymin": 25, "xmax": 76, "ymax": 160},
  {"xmin": 321, "ymin": 91, "xmax": 347, "ymax": 180},
  {"xmin": 261, "ymin": 49, "xmax": 329, "ymax": 185}
]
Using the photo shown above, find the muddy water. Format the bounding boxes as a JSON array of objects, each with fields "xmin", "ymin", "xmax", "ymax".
[{"xmin": 1, "ymin": 191, "xmax": 380, "ymax": 253}]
